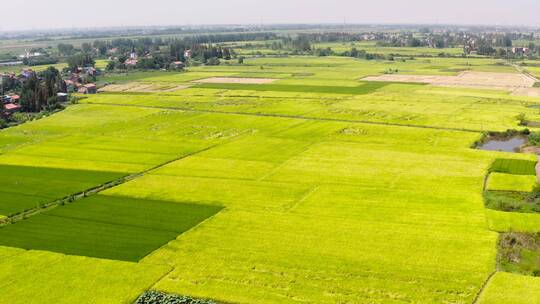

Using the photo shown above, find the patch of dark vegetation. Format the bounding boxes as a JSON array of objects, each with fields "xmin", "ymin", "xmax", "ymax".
[
  {"xmin": 515, "ymin": 113, "xmax": 540, "ymax": 128},
  {"xmin": 439, "ymin": 68, "xmax": 468, "ymax": 73},
  {"xmin": 534, "ymin": 82, "xmax": 540, "ymax": 88},
  {"xmin": 0, "ymin": 195, "xmax": 223, "ymax": 261},
  {"xmin": 135, "ymin": 291, "xmax": 218, "ymax": 304},
  {"xmin": 485, "ymin": 190, "xmax": 540, "ymax": 213},
  {"xmin": 498, "ymin": 232, "xmax": 540, "ymax": 277},
  {"xmin": 490, "ymin": 158, "xmax": 537, "ymax": 175},
  {"xmin": 529, "ymin": 132, "xmax": 540, "ymax": 146},
  {"xmin": 292, "ymin": 72, "xmax": 315, "ymax": 77}
]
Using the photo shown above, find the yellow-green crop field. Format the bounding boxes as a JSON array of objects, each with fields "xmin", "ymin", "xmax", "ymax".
[{"xmin": 1, "ymin": 56, "xmax": 540, "ymax": 303}]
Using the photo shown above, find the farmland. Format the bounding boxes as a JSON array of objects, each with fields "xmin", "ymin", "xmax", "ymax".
[{"xmin": 1, "ymin": 54, "xmax": 540, "ymax": 303}]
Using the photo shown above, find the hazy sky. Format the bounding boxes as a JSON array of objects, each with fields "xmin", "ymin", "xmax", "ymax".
[{"xmin": 2, "ymin": 0, "xmax": 539, "ymax": 31}]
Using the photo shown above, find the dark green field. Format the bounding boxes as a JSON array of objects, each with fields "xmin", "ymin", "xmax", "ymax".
[
  {"xmin": 0, "ymin": 165, "xmax": 124, "ymax": 216},
  {"xmin": 196, "ymin": 82, "xmax": 392, "ymax": 94},
  {"xmin": 0, "ymin": 195, "xmax": 222, "ymax": 261},
  {"xmin": 490, "ymin": 159, "xmax": 538, "ymax": 176}
]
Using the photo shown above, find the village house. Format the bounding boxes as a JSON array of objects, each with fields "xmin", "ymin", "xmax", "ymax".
[
  {"xmin": 21, "ymin": 69, "xmax": 34, "ymax": 79},
  {"xmin": 2, "ymin": 94, "xmax": 20, "ymax": 104},
  {"xmin": 10, "ymin": 95, "xmax": 20, "ymax": 103},
  {"xmin": 3, "ymin": 103, "xmax": 21, "ymax": 114},
  {"xmin": 124, "ymin": 58, "xmax": 138, "ymax": 67},
  {"xmin": 78, "ymin": 83, "xmax": 97, "ymax": 94},
  {"xmin": 172, "ymin": 61, "xmax": 185, "ymax": 69},
  {"xmin": 57, "ymin": 92, "xmax": 69, "ymax": 102},
  {"xmin": 512, "ymin": 47, "xmax": 530, "ymax": 55},
  {"xmin": 83, "ymin": 67, "xmax": 98, "ymax": 76},
  {"xmin": 65, "ymin": 80, "xmax": 77, "ymax": 92}
]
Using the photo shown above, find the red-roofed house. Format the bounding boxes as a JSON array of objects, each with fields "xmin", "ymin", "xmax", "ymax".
[
  {"xmin": 124, "ymin": 59, "xmax": 138, "ymax": 67},
  {"xmin": 78, "ymin": 83, "xmax": 97, "ymax": 94},
  {"xmin": 172, "ymin": 61, "xmax": 185, "ymax": 69},
  {"xmin": 4, "ymin": 103, "xmax": 21, "ymax": 113}
]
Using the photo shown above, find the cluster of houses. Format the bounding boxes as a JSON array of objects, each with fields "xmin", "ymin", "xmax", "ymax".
[
  {"xmin": 65, "ymin": 67, "xmax": 98, "ymax": 94},
  {"xmin": 1, "ymin": 94, "xmax": 21, "ymax": 116},
  {"xmin": 1, "ymin": 66, "xmax": 99, "ymax": 116},
  {"xmin": 112, "ymin": 50, "xmax": 186, "ymax": 69}
]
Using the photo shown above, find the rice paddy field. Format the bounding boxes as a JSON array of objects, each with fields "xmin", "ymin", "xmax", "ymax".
[{"xmin": 1, "ymin": 55, "xmax": 540, "ymax": 303}]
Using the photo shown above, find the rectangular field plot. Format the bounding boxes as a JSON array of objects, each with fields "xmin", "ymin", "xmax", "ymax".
[
  {"xmin": 0, "ymin": 195, "xmax": 222, "ymax": 261},
  {"xmin": 196, "ymin": 82, "xmax": 390, "ymax": 95},
  {"xmin": 0, "ymin": 250, "xmax": 172, "ymax": 304},
  {"xmin": 479, "ymin": 272, "xmax": 540, "ymax": 304},
  {"xmin": 193, "ymin": 77, "xmax": 277, "ymax": 84},
  {"xmin": 487, "ymin": 173, "xmax": 538, "ymax": 192},
  {"xmin": 0, "ymin": 164, "xmax": 124, "ymax": 217},
  {"xmin": 490, "ymin": 158, "xmax": 537, "ymax": 175}
]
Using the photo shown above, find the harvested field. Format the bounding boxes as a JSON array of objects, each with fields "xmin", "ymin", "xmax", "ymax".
[
  {"xmin": 363, "ymin": 71, "xmax": 536, "ymax": 90},
  {"xmin": 193, "ymin": 77, "xmax": 277, "ymax": 84},
  {"xmin": 512, "ymin": 87, "xmax": 540, "ymax": 97},
  {"xmin": 100, "ymin": 83, "xmax": 189, "ymax": 93}
]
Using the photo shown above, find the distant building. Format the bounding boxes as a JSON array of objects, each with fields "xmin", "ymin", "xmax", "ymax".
[
  {"xmin": 172, "ymin": 61, "xmax": 185, "ymax": 69},
  {"xmin": 1, "ymin": 95, "xmax": 11, "ymax": 104},
  {"xmin": 78, "ymin": 83, "xmax": 97, "ymax": 94},
  {"xmin": 65, "ymin": 80, "xmax": 76, "ymax": 92},
  {"xmin": 57, "ymin": 92, "xmax": 69, "ymax": 102},
  {"xmin": 512, "ymin": 47, "xmax": 530, "ymax": 55},
  {"xmin": 20, "ymin": 69, "xmax": 34, "ymax": 79},
  {"xmin": 124, "ymin": 59, "xmax": 138, "ymax": 67},
  {"xmin": 83, "ymin": 67, "xmax": 97, "ymax": 76}
]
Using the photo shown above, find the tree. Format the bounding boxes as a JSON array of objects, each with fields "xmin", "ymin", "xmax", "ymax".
[
  {"xmin": 238, "ymin": 56, "xmax": 245, "ymax": 64},
  {"xmin": 207, "ymin": 57, "xmax": 220, "ymax": 66},
  {"xmin": 106, "ymin": 61, "xmax": 116, "ymax": 71},
  {"xmin": 81, "ymin": 43, "xmax": 93, "ymax": 54},
  {"xmin": 57, "ymin": 43, "xmax": 75, "ymax": 56},
  {"xmin": 67, "ymin": 54, "xmax": 95, "ymax": 71},
  {"xmin": 20, "ymin": 67, "xmax": 65, "ymax": 112}
]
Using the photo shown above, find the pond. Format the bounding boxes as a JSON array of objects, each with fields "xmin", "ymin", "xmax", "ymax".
[{"xmin": 479, "ymin": 136, "xmax": 527, "ymax": 152}]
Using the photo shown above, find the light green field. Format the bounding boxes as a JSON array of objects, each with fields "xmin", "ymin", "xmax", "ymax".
[
  {"xmin": 1, "ymin": 55, "xmax": 540, "ymax": 303},
  {"xmin": 487, "ymin": 173, "xmax": 538, "ymax": 192},
  {"xmin": 479, "ymin": 272, "xmax": 540, "ymax": 304}
]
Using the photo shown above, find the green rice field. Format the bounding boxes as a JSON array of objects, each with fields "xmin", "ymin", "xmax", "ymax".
[{"xmin": 1, "ymin": 55, "xmax": 540, "ymax": 303}]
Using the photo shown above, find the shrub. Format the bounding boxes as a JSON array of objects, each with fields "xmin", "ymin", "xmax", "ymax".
[
  {"xmin": 529, "ymin": 132, "xmax": 540, "ymax": 146},
  {"xmin": 134, "ymin": 291, "xmax": 217, "ymax": 304},
  {"xmin": 516, "ymin": 113, "xmax": 528, "ymax": 126}
]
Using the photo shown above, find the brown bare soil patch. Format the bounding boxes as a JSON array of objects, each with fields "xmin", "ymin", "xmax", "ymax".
[
  {"xmin": 363, "ymin": 71, "xmax": 536, "ymax": 91},
  {"xmin": 193, "ymin": 77, "xmax": 277, "ymax": 84}
]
